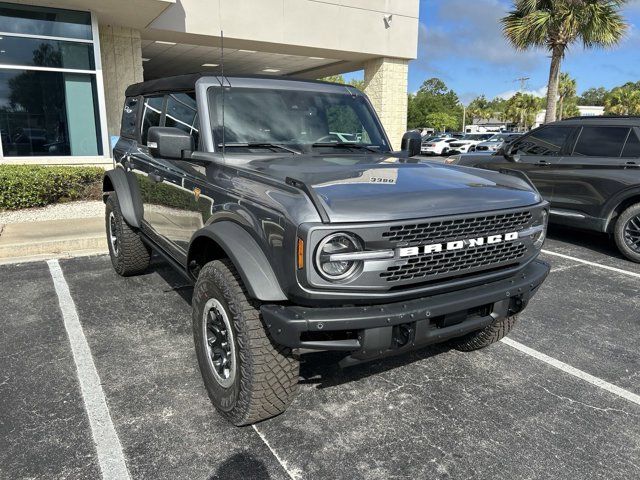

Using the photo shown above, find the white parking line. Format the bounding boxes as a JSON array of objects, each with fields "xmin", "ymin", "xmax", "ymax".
[
  {"xmin": 47, "ymin": 260, "xmax": 131, "ymax": 480},
  {"xmin": 253, "ymin": 424, "xmax": 300, "ymax": 480},
  {"xmin": 542, "ymin": 249, "xmax": 640, "ymax": 279},
  {"xmin": 502, "ymin": 337, "xmax": 640, "ymax": 407}
]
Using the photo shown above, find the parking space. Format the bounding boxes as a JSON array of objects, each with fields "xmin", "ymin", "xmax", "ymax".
[{"xmin": 1, "ymin": 230, "xmax": 639, "ymax": 479}]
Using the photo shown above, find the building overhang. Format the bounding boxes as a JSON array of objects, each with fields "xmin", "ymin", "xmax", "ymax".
[{"xmin": 5, "ymin": 0, "xmax": 175, "ymax": 31}]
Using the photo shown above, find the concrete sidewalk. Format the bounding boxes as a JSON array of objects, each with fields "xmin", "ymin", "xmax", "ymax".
[{"xmin": 0, "ymin": 217, "xmax": 106, "ymax": 263}]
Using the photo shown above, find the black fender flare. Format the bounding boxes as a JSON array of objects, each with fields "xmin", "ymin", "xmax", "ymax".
[
  {"xmin": 103, "ymin": 168, "xmax": 143, "ymax": 229},
  {"xmin": 190, "ymin": 221, "xmax": 287, "ymax": 302}
]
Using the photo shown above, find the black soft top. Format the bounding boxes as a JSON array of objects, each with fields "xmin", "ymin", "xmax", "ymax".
[{"xmin": 125, "ymin": 73, "xmax": 351, "ymax": 97}]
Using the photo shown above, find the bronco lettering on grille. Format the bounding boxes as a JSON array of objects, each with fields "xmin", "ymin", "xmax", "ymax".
[{"xmin": 397, "ymin": 232, "xmax": 519, "ymax": 258}]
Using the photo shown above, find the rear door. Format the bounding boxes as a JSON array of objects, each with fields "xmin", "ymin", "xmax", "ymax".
[
  {"xmin": 552, "ymin": 125, "xmax": 639, "ymax": 219},
  {"xmin": 480, "ymin": 125, "xmax": 575, "ymax": 202}
]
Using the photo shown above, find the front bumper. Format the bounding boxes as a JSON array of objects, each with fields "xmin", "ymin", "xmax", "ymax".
[{"xmin": 262, "ymin": 259, "xmax": 549, "ymax": 361}]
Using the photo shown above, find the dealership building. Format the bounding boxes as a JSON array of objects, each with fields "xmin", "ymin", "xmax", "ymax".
[{"xmin": 0, "ymin": 0, "xmax": 418, "ymax": 167}]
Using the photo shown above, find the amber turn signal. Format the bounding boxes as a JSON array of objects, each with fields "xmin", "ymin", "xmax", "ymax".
[{"xmin": 297, "ymin": 238, "xmax": 304, "ymax": 269}]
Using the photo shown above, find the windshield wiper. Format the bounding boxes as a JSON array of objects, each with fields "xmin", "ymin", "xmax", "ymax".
[
  {"xmin": 311, "ymin": 143, "xmax": 380, "ymax": 153},
  {"xmin": 218, "ymin": 142, "xmax": 301, "ymax": 154}
]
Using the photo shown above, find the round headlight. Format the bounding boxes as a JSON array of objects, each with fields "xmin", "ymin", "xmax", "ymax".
[
  {"xmin": 315, "ymin": 233, "xmax": 362, "ymax": 281},
  {"xmin": 533, "ymin": 210, "xmax": 548, "ymax": 249}
]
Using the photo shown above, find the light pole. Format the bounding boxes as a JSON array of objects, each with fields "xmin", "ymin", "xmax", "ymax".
[{"xmin": 460, "ymin": 102, "xmax": 467, "ymax": 133}]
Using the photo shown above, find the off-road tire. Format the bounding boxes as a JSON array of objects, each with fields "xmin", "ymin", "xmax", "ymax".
[
  {"xmin": 449, "ymin": 314, "xmax": 518, "ymax": 351},
  {"xmin": 613, "ymin": 203, "xmax": 640, "ymax": 263},
  {"xmin": 105, "ymin": 193, "xmax": 150, "ymax": 276},
  {"xmin": 192, "ymin": 259, "xmax": 299, "ymax": 426}
]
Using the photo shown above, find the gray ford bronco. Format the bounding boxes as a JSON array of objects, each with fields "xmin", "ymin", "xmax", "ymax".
[{"xmin": 104, "ymin": 74, "xmax": 550, "ymax": 425}]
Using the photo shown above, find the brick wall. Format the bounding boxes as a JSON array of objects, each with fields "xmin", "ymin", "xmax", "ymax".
[
  {"xmin": 363, "ymin": 57, "xmax": 409, "ymax": 151},
  {"xmin": 99, "ymin": 26, "xmax": 144, "ymax": 138}
]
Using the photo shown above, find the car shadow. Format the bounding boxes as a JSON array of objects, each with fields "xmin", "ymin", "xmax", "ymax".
[
  {"xmin": 299, "ymin": 344, "xmax": 452, "ymax": 389},
  {"xmin": 146, "ymin": 255, "xmax": 455, "ymax": 389},
  {"xmin": 208, "ymin": 452, "xmax": 272, "ymax": 480},
  {"xmin": 546, "ymin": 224, "xmax": 624, "ymax": 259}
]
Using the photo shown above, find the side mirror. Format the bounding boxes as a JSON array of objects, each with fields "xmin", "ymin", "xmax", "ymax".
[
  {"xmin": 147, "ymin": 126, "xmax": 194, "ymax": 160},
  {"xmin": 401, "ymin": 131, "xmax": 422, "ymax": 157}
]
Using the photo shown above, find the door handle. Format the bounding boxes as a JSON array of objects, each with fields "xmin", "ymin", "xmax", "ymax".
[
  {"xmin": 535, "ymin": 160, "xmax": 551, "ymax": 166},
  {"xmin": 148, "ymin": 171, "xmax": 164, "ymax": 183},
  {"xmin": 625, "ymin": 161, "xmax": 639, "ymax": 168}
]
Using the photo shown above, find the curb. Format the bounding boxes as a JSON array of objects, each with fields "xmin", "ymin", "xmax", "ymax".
[{"xmin": 0, "ymin": 217, "xmax": 107, "ymax": 261}]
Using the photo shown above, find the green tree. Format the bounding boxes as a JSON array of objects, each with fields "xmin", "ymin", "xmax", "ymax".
[
  {"xmin": 604, "ymin": 85, "xmax": 640, "ymax": 115},
  {"xmin": 557, "ymin": 72, "xmax": 577, "ymax": 120},
  {"xmin": 467, "ymin": 95, "xmax": 494, "ymax": 122},
  {"xmin": 321, "ymin": 74, "xmax": 365, "ymax": 91},
  {"xmin": 502, "ymin": 0, "xmax": 628, "ymax": 123},
  {"xmin": 407, "ymin": 78, "xmax": 462, "ymax": 129},
  {"xmin": 424, "ymin": 112, "xmax": 459, "ymax": 132},
  {"xmin": 578, "ymin": 86, "xmax": 608, "ymax": 105},
  {"xmin": 505, "ymin": 93, "xmax": 542, "ymax": 130}
]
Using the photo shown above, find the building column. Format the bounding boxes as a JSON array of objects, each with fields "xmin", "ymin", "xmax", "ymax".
[
  {"xmin": 99, "ymin": 25, "xmax": 144, "ymax": 139},
  {"xmin": 363, "ymin": 57, "xmax": 409, "ymax": 151}
]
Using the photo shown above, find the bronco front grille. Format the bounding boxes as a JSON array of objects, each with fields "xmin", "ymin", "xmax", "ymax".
[
  {"xmin": 382, "ymin": 211, "xmax": 532, "ymax": 246},
  {"xmin": 381, "ymin": 242, "xmax": 527, "ymax": 283}
]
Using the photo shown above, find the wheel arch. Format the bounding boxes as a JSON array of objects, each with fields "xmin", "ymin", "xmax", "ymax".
[
  {"xmin": 103, "ymin": 168, "xmax": 143, "ymax": 229},
  {"xmin": 188, "ymin": 221, "xmax": 287, "ymax": 302},
  {"xmin": 603, "ymin": 189, "xmax": 640, "ymax": 233}
]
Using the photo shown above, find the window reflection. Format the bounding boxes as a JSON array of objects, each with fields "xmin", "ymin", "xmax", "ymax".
[
  {"xmin": 0, "ymin": 2, "xmax": 92, "ymax": 40},
  {"xmin": 0, "ymin": 36, "xmax": 94, "ymax": 70},
  {"xmin": 0, "ymin": 69, "xmax": 101, "ymax": 156}
]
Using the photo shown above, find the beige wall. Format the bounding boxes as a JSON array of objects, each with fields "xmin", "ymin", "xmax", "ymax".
[
  {"xmin": 364, "ymin": 57, "xmax": 408, "ymax": 151},
  {"xmin": 99, "ymin": 25, "xmax": 144, "ymax": 138},
  {"xmin": 149, "ymin": 0, "xmax": 418, "ymax": 60}
]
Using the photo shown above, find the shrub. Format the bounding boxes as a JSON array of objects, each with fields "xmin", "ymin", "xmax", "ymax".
[{"xmin": 0, "ymin": 165, "xmax": 104, "ymax": 211}]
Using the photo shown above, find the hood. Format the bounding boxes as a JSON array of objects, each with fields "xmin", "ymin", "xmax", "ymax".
[{"xmin": 243, "ymin": 154, "xmax": 541, "ymax": 223}]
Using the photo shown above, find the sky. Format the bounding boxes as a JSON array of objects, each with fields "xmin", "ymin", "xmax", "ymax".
[{"xmin": 349, "ymin": 0, "xmax": 640, "ymax": 103}]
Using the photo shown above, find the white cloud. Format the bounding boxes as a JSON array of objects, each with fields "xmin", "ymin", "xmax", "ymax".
[
  {"xmin": 495, "ymin": 86, "xmax": 547, "ymax": 100},
  {"xmin": 416, "ymin": 0, "xmax": 544, "ymax": 73}
]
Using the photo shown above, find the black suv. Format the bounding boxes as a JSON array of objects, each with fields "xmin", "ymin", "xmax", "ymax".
[
  {"xmin": 450, "ymin": 117, "xmax": 640, "ymax": 262},
  {"xmin": 103, "ymin": 74, "xmax": 550, "ymax": 425}
]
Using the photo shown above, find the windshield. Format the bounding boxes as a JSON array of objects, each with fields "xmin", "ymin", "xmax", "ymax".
[{"xmin": 208, "ymin": 87, "xmax": 389, "ymax": 153}]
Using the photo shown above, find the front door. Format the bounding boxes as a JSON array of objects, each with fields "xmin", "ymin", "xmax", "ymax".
[
  {"xmin": 551, "ymin": 125, "xmax": 639, "ymax": 220},
  {"xmin": 131, "ymin": 92, "xmax": 206, "ymax": 260},
  {"xmin": 482, "ymin": 125, "xmax": 576, "ymax": 204}
]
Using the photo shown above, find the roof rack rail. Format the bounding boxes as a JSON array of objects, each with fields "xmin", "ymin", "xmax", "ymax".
[{"xmin": 562, "ymin": 115, "xmax": 640, "ymax": 121}]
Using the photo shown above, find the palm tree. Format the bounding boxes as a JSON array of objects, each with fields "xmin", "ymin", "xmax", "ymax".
[
  {"xmin": 502, "ymin": 1, "xmax": 628, "ymax": 123},
  {"xmin": 604, "ymin": 86, "xmax": 640, "ymax": 115},
  {"xmin": 557, "ymin": 72, "xmax": 577, "ymax": 120}
]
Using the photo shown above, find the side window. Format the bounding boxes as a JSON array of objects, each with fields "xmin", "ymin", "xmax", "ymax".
[
  {"xmin": 573, "ymin": 126, "xmax": 630, "ymax": 157},
  {"xmin": 140, "ymin": 96, "xmax": 164, "ymax": 146},
  {"xmin": 513, "ymin": 126, "xmax": 573, "ymax": 156},
  {"xmin": 165, "ymin": 92, "xmax": 199, "ymax": 146},
  {"xmin": 622, "ymin": 129, "xmax": 640, "ymax": 158},
  {"xmin": 120, "ymin": 97, "xmax": 139, "ymax": 138}
]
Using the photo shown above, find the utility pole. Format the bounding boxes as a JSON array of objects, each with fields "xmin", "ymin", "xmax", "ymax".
[
  {"xmin": 513, "ymin": 76, "xmax": 530, "ymax": 92},
  {"xmin": 461, "ymin": 103, "xmax": 466, "ymax": 133}
]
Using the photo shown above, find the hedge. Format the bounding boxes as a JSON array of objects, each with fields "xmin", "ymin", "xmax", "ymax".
[{"xmin": 0, "ymin": 165, "xmax": 104, "ymax": 211}]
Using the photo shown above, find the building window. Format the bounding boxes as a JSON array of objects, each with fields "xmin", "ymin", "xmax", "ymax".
[{"xmin": 0, "ymin": 2, "xmax": 102, "ymax": 158}]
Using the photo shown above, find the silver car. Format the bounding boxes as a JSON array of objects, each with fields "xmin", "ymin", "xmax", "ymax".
[{"xmin": 471, "ymin": 133, "xmax": 522, "ymax": 153}]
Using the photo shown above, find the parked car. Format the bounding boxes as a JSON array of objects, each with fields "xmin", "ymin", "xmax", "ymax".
[
  {"xmin": 449, "ymin": 116, "xmax": 640, "ymax": 262},
  {"xmin": 447, "ymin": 133, "xmax": 495, "ymax": 154},
  {"xmin": 471, "ymin": 133, "xmax": 522, "ymax": 153},
  {"xmin": 421, "ymin": 136, "xmax": 458, "ymax": 155},
  {"xmin": 104, "ymin": 74, "xmax": 550, "ymax": 425}
]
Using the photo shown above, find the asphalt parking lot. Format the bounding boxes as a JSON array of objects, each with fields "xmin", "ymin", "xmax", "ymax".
[{"xmin": 1, "ymin": 225, "xmax": 639, "ymax": 480}]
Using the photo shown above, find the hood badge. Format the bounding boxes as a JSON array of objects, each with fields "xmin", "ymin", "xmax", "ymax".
[{"xmin": 398, "ymin": 232, "xmax": 519, "ymax": 258}]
